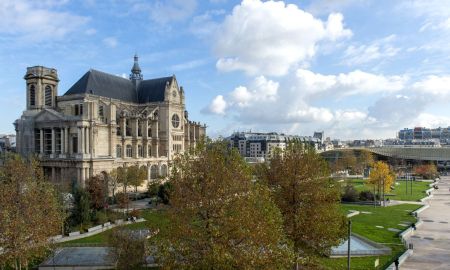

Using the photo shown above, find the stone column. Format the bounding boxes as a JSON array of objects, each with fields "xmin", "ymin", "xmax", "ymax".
[
  {"xmin": 85, "ymin": 127, "xmax": 90, "ymax": 154},
  {"xmin": 78, "ymin": 127, "xmax": 83, "ymax": 154},
  {"xmin": 144, "ymin": 118, "xmax": 149, "ymax": 139},
  {"xmin": 65, "ymin": 128, "xmax": 69, "ymax": 154},
  {"xmin": 80, "ymin": 167, "xmax": 85, "ymax": 187},
  {"xmin": 60, "ymin": 129, "xmax": 64, "ymax": 154},
  {"xmin": 121, "ymin": 117, "xmax": 126, "ymax": 137},
  {"xmin": 40, "ymin": 129, "xmax": 44, "ymax": 154},
  {"xmin": 155, "ymin": 121, "xmax": 159, "ymax": 158},
  {"xmin": 51, "ymin": 128, "xmax": 55, "ymax": 155}
]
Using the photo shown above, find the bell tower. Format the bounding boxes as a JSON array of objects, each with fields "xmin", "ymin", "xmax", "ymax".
[
  {"xmin": 24, "ymin": 66, "xmax": 59, "ymax": 110},
  {"xmin": 130, "ymin": 54, "xmax": 143, "ymax": 89}
]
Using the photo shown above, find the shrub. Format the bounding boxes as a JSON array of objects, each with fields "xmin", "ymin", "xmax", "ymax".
[
  {"xmin": 93, "ymin": 211, "xmax": 108, "ymax": 225},
  {"xmin": 342, "ymin": 184, "xmax": 358, "ymax": 202},
  {"xmin": 129, "ymin": 209, "xmax": 141, "ymax": 218},
  {"xmin": 359, "ymin": 190, "xmax": 374, "ymax": 201}
]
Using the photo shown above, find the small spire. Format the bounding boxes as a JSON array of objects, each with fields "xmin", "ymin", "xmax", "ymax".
[{"xmin": 130, "ymin": 54, "xmax": 143, "ymax": 81}]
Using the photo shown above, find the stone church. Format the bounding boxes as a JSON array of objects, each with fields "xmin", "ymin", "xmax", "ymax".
[{"xmin": 14, "ymin": 55, "xmax": 206, "ymax": 188}]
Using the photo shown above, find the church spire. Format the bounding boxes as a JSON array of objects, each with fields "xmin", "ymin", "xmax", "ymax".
[{"xmin": 130, "ymin": 54, "xmax": 143, "ymax": 81}]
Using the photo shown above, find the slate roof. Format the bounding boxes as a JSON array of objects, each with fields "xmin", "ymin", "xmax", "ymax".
[{"xmin": 64, "ymin": 69, "xmax": 173, "ymax": 103}]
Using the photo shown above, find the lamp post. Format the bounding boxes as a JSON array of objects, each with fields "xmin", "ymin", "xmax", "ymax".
[{"xmin": 347, "ymin": 220, "xmax": 352, "ymax": 270}]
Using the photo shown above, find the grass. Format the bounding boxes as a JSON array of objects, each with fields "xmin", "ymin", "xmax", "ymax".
[
  {"xmin": 319, "ymin": 203, "xmax": 422, "ymax": 270},
  {"xmin": 339, "ymin": 178, "xmax": 431, "ymax": 201},
  {"xmin": 62, "ymin": 209, "xmax": 169, "ymax": 245}
]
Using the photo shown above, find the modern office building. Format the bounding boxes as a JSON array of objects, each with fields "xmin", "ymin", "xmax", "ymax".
[
  {"xmin": 14, "ymin": 55, "xmax": 206, "ymax": 188},
  {"xmin": 398, "ymin": 127, "xmax": 450, "ymax": 144},
  {"xmin": 228, "ymin": 132, "xmax": 322, "ymax": 161}
]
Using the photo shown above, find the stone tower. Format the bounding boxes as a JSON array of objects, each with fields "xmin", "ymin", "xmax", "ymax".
[{"xmin": 24, "ymin": 66, "xmax": 59, "ymax": 110}]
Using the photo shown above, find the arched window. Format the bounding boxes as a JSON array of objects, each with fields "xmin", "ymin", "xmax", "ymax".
[
  {"xmin": 150, "ymin": 165, "xmax": 158, "ymax": 179},
  {"xmin": 29, "ymin": 85, "xmax": 36, "ymax": 106},
  {"xmin": 161, "ymin": 164, "xmax": 168, "ymax": 177},
  {"xmin": 126, "ymin": 144, "xmax": 132, "ymax": 157},
  {"xmin": 148, "ymin": 128, "xmax": 152, "ymax": 137},
  {"xmin": 148, "ymin": 145, "xmax": 152, "ymax": 157},
  {"xmin": 138, "ymin": 145, "xmax": 143, "ymax": 157},
  {"xmin": 116, "ymin": 144, "xmax": 122, "ymax": 158},
  {"xmin": 45, "ymin": 85, "xmax": 52, "ymax": 106}
]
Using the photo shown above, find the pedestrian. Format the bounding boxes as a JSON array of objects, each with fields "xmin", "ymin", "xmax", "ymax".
[
  {"xmin": 412, "ymin": 223, "xmax": 416, "ymax": 230},
  {"xmin": 394, "ymin": 258, "xmax": 399, "ymax": 270}
]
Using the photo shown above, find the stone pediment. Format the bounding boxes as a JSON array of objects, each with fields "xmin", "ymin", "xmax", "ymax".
[{"xmin": 34, "ymin": 109, "xmax": 65, "ymax": 122}]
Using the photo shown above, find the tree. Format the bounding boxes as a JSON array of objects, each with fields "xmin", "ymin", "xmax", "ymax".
[
  {"xmin": 342, "ymin": 150, "xmax": 357, "ymax": 174},
  {"xmin": 86, "ymin": 175, "xmax": 106, "ymax": 210},
  {"xmin": 108, "ymin": 227, "xmax": 147, "ymax": 270},
  {"xmin": 108, "ymin": 168, "xmax": 121, "ymax": 200},
  {"xmin": 260, "ymin": 142, "xmax": 347, "ymax": 267},
  {"xmin": 356, "ymin": 150, "xmax": 374, "ymax": 175},
  {"xmin": 130, "ymin": 165, "xmax": 147, "ymax": 193},
  {"xmin": 368, "ymin": 161, "xmax": 395, "ymax": 206},
  {"xmin": 157, "ymin": 181, "xmax": 172, "ymax": 205},
  {"xmin": 72, "ymin": 187, "xmax": 91, "ymax": 228},
  {"xmin": 0, "ymin": 155, "xmax": 63, "ymax": 269},
  {"xmin": 414, "ymin": 164, "xmax": 438, "ymax": 179},
  {"xmin": 155, "ymin": 141, "xmax": 294, "ymax": 269}
]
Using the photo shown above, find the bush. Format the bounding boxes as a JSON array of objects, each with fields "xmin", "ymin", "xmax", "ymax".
[
  {"xmin": 129, "ymin": 209, "xmax": 141, "ymax": 218},
  {"xmin": 359, "ymin": 190, "xmax": 374, "ymax": 201},
  {"xmin": 342, "ymin": 184, "xmax": 358, "ymax": 202},
  {"xmin": 93, "ymin": 210, "xmax": 108, "ymax": 225}
]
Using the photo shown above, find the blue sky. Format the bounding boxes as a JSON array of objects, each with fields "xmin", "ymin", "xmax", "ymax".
[{"xmin": 2, "ymin": 0, "xmax": 450, "ymax": 139}]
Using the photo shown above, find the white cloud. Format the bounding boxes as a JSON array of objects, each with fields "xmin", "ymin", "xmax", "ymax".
[
  {"xmin": 0, "ymin": 0, "xmax": 89, "ymax": 42},
  {"xmin": 230, "ymin": 76, "xmax": 278, "ymax": 107},
  {"xmin": 203, "ymin": 95, "xmax": 227, "ymax": 115},
  {"xmin": 214, "ymin": 0, "xmax": 352, "ymax": 76},
  {"xmin": 103, "ymin": 37, "xmax": 118, "ymax": 48},
  {"xmin": 295, "ymin": 69, "xmax": 407, "ymax": 98},
  {"xmin": 342, "ymin": 35, "xmax": 400, "ymax": 66},
  {"xmin": 205, "ymin": 67, "xmax": 450, "ymax": 139},
  {"xmin": 412, "ymin": 75, "xmax": 450, "ymax": 96}
]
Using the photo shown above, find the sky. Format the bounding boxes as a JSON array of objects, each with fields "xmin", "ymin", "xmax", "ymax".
[{"xmin": 2, "ymin": 0, "xmax": 450, "ymax": 139}]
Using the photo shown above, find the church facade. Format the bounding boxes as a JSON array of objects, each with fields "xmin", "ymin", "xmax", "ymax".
[{"xmin": 14, "ymin": 55, "xmax": 206, "ymax": 188}]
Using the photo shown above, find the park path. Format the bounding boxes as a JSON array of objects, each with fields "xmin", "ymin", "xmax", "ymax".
[{"xmin": 401, "ymin": 176, "xmax": 450, "ymax": 270}]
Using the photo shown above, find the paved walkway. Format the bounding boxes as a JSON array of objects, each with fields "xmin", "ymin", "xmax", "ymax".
[{"xmin": 402, "ymin": 176, "xmax": 450, "ymax": 269}]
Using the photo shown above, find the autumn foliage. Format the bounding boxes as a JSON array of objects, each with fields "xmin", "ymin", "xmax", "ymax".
[{"xmin": 0, "ymin": 155, "xmax": 63, "ymax": 269}]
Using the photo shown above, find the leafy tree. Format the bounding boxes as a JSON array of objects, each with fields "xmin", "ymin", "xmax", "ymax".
[
  {"xmin": 155, "ymin": 141, "xmax": 294, "ymax": 269},
  {"xmin": 0, "ymin": 156, "xmax": 63, "ymax": 269},
  {"xmin": 157, "ymin": 181, "xmax": 172, "ymax": 205},
  {"xmin": 342, "ymin": 150, "xmax": 357, "ymax": 174},
  {"xmin": 414, "ymin": 164, "xmax": 438, "ymax": 179},
  {"xmin": 108, "ymin": 168, "xmax": 121, "ymax": 200},
  {"xmin": 108, "ymin": 227, "xmax": 147, "ymax": 270},
  {"xmin": 355, "ymin": 150, "xmax": 374, "ymax": 175},
  {"xmin": 260, "ymin": 142, "xmax": 347, "ymax": 267},
  {"xmin": 130, "ymin": 165, "xmax": 147, "ymax": 193},
  {"xmin": 72, "ymin": 187, "xmax": 91, "ymax": 228},
  {"xmin": 126, "ymin": 165, "xmax": 139, "ymax": 193},
  {"xmin": 368, "ymin": 161, "xmax": 395, "ymax": 205},
  {"xmin": 86, "ymin": 175, "xmax": 106, "ymax": 210}
]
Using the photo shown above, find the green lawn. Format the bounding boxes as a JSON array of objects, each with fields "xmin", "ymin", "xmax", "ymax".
[
  {"xmin": 62, "ymin": 209, "xmax": 169, "ymax": 245},
  {"xmin": 319, "ymin": 204, "xmax": 421, "ymax": 270},
  {"xmin": 340, "ymin": 178, "xmax": 431, "ymax": 201}
]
